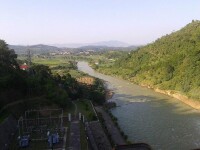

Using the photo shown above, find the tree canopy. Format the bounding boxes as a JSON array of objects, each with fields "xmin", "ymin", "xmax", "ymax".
[
  {"xmin": 96, "ymin": 20, "xmax": 200, "ymax": 100},
  {"xmin": 0, "ymin": 40, "xmax": 19, "ymax": 74}
]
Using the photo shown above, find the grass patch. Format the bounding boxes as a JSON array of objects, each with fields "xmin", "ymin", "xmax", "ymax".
[
  {"xmin": 63, "ymin": 102, "xmax": 75, "ymax": 116},
  {"xmin": 32, "ymin": 57, "xmax": 68, "ymax": 66},
  {"xmin": 75, "ymin": 100, "xmax": 97, "ymax": 121},
  {"xmin": 80, "ymin": 122, "xmax": 88, "ymax": 150},
  {"xmin": 0, "ymin": 113, "xmax": 10, "ymax": 123},
  {"xmin": 69, "ymin": 70, "xmax": 85, "ymax": 78},
  {"xmin": 64, "ymin": 121, "xmax": 71, "ymax": 149}
]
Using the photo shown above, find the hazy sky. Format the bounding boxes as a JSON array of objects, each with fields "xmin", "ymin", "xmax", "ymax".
[{"xmin": 0, "ymin": 0, "xmax": 200, "ymax": 45}]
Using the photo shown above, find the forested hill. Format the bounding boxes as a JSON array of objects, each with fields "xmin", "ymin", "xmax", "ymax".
[
  {"xmin": 97, "ymin": 20, "xmax": 200, "ymax": 100},
  {"xmin": 9, "ymin": 44, "xmax": 61, "ymax": 54}
]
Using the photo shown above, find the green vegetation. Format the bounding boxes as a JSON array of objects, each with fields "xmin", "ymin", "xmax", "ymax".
[
  {"xmin": 80, "ymin": 122, "xmax": 88, "ymax": 149},
  {"xmin": 95, "ymin": 20, "xmax": 200, "ymax": 100},
  {"xmin": 32, "ymin": 56, "xmax": 82, "ymax": 76},
  {"xmin": 0, "ymin": 38, "xmax": 107, "ymax": 115},
  {"xmin": 0, "ymin": 39, "xmax": 108, "ymax": 149},
  {"xmin": 75, "ymin": 100, "xmax": 97, "ymax": 121},
  {"xmin": 106, "ymin": 110, "xmax": 129, "ymax": 142},
  {"xmin": 89, "ymin": 51, "xmax": 129, "ymax": 69},
  {"xmin": 78, "ymin": 78, "xmax": 106, "ymax": 105}
]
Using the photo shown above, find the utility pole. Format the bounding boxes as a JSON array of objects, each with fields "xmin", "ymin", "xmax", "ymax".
[
  {"xmin": 27, "ymin": 49, "xmax": 32, "ymax": 67},
  {"xmin": 27, "ymin": 48, "xmax": 33, "ymax": 97}
]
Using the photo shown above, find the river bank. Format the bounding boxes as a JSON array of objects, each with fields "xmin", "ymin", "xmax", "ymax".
[
  {"xmin": 101, "ymin": 70, "xmax": 200, "ymax": 110},
  {"xmin": 105, "ymin": 89, "xmax": 114, "ymax": 100},
  {"xmin": 77, "ymin": 61, "xmax": 200, "ymax": 150},
  {"xmin": 104, "ymin": 76, "xmax": 200, "ymax": 110},
  {"xmin": 154, "ymin": 88, "xmax": 200, "ymax": 110},
  {"xmin": 78, "ymin": 61, "xmax": 200, "ymax": 149},
  {"xmin": 95, "ymin": 106, "xmax": 126, "ymax": 145},
  {"xmin": 139, "ymin": 83, "xmax": 200, "ymax": 110}
]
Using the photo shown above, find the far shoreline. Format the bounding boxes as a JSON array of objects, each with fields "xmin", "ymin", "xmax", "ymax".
[
  {"xmin": 81, "ymin": 62, "xmax": 200, "ymax": 110},
  {"xmin": 102, "ymin": 72, "xmax": 200, "ymax": 110},
  {"xmin": 138, "ymin": 83, "xmax": 200, "ymax": 110},
  {"xmin": 155, "ymin": 88, "xmax": 200, "ymax": 110}
]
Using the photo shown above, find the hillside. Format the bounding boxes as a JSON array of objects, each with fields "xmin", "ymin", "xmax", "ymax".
[
  {"xmin": 52, "ymin": 40, "xmax": 130, "ymax": 48},
  {"xmin": 97, "ymin": 20, "xmax": 200, "ymax": 100},
  {"xmin": 77, "ymin": 45, "xmax": 137, "ymax": 52},
  {"xmin": 1, "ymin": 39, "xmax": 107, "ymax": 119},
  {"xmin": 10, "ymin": 42, "xmax": 137, "ymax": 55},
  {"xmin": 9, "ymin": 44, "xmax": 61, "ymax": 54}
]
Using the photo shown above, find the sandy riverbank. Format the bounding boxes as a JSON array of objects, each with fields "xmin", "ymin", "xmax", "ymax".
[
  {"xmin": 104, "ymin": 79, "xmax": 200, "ymax": 109},
  {"xmin": 106, "ymin": 89, "xmax": 114, "ymax": 100},
  {"xmin": 95, "ymin": 66, "xmax": 200, "ymax": 110},
  {"xmin": 154, "ymin": 88, "xmax": 200, "ymax": 110},
  {"xmin": 140, "ymin": 83, "xmax": 200, "ymax": 110}
]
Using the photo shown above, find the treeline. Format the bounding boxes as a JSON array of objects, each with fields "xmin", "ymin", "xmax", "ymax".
[
  {"xmin": 0, "ymin": 40, "xmax": 76, "ymax": 109},
  {"xmin": 0, "ymin": 39, "xmax": 106, "ymax": 112},
  {"xmin": 89, "ymin": 51, "xmax": 129, "ymax": 70},
  {"xmin": 79, "ymin": 78, "xmax": 106, "ymax": 105},
  {"xmin": 95, "ymin": 20, "xmax": 200, "ymax": 100}
]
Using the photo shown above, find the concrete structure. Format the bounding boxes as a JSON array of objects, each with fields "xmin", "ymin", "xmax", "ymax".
[{"xmin": 114, "ymin": 143, "xmax": 152, "ymax": 150}]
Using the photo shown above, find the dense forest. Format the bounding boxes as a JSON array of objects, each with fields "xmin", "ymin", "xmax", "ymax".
[
  {"xmin": 0, "ymin": 40, "xmax": 78, "ymax": 111},
  {"xmin": 0, "ymin": 40, "xmax": 105, "ymax": 120},
  {"xmin": 96, "ymin": 20, "xmax": 200, "ymax": 100}
]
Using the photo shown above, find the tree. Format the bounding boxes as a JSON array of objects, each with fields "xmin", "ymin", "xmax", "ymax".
[
  {"xmin": 95, "ymin": 21, "xmax": 200, "ymax": 99},
  {"xmin": 0, "ymin": 40, "xmax": 19, "ymax": 74}
]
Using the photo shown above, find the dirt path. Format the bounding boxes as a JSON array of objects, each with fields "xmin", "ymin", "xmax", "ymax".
[
  {"xmin": 86, "ymin": 121, "xmax": 112, "ymax": 150},
  {"xmin": 95, "ymin": 107, "xmax": 126, "ymax": 145},
  {"xmin": 69, "ymin": 120, "xmax": 81, "ymax": 150}
]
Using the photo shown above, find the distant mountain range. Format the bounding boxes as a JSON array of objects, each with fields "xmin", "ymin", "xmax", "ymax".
[
  {"xmin": 9, "ymin": 41, "xmax": 138, "ymax": 54},
  {"xmin": 76, "ymin": 45, "xmax": 138, "ymax": 51},
  {"xmin": 9, "ymin": 44, "xmax": 61, "ymax": 54},
  {"xmin": 51, "ymin": 40, "xmax": 131, "ymax": 48}
]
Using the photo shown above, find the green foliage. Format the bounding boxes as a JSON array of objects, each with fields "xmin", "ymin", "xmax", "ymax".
[
  {"xmin": 96, "ymin": 21, "xmax": 200, "ymax": 100},
  {"xmin": 0, "ymin": 40, "xmax": 79, "ymax": 109},
  {"xmin": 0, "ymin": 40, "xmax": 28, "ymax": 108},
  {"xmin": 0, "ymin": 40, "xmax": 18, "ymax": 72},
  {"xmin": 75, "ymin": 100, "xmax": 97, "ymax": 121},
  {"xmin": 89, "ymin": 78, "xmax": 106, "ymax": 105},
  {"xmin": 77, "ymin": 78, "xmax": 106, "ymax": 105}
]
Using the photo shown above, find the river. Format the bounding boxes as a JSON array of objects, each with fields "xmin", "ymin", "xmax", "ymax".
[{"xmin": 77, "ymin": 61, "xmax": 200, "ymax": 150}]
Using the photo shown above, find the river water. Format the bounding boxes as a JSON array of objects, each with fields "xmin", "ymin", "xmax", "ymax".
[{"xmin": 77, "ymin": 61, "xmax": 200, "ymax": 150}]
